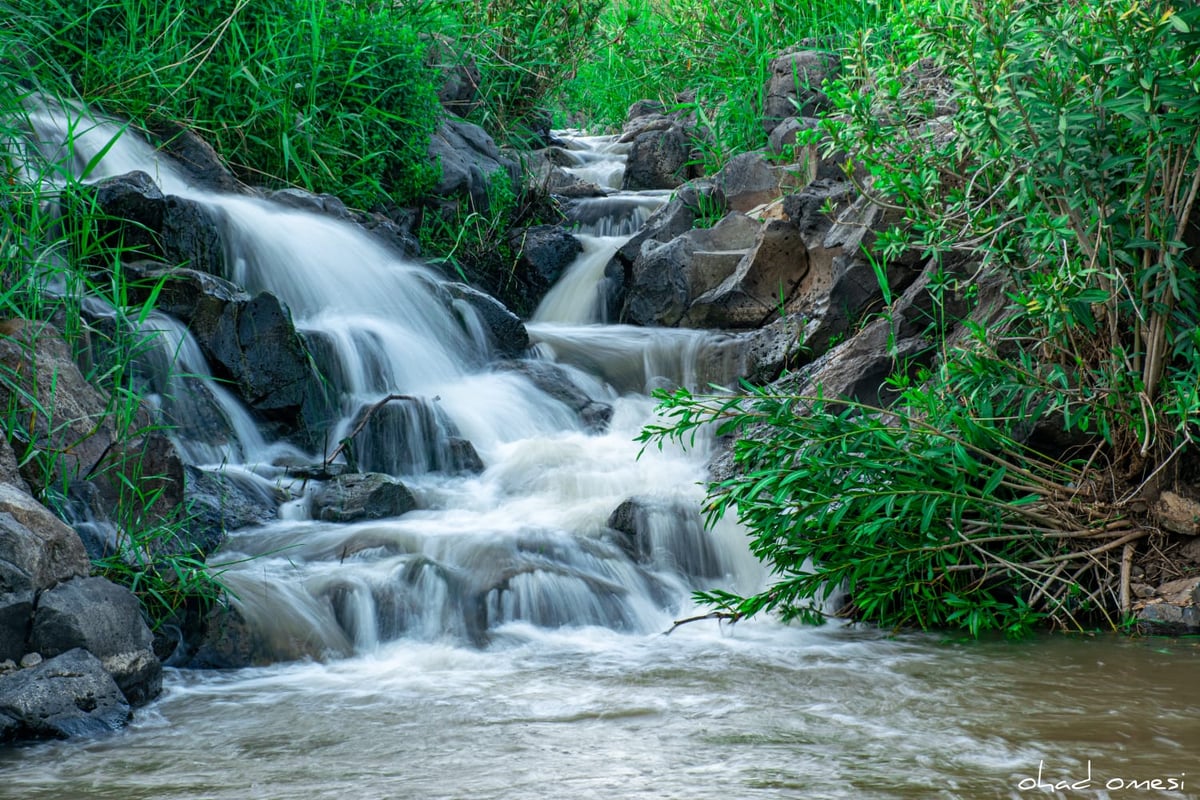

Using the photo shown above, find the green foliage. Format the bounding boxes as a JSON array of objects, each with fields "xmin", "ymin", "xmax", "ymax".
[
  {"xmin": 438, "ymin": 0, "xmax": 607, "ymax": 140},
  {"xmin": 831, "ymin": 0, "xmax": 1200, "ymax": 459},
  {"xmin": 6, "ymin": 0, "xmax": 442, "ymax": 206},
  {"xmin": 559, "ymin": 0, "xmax": 900, "ymax": 167},
  {"xmin": 645, "ymin": 0, "xmax": 1200, "ymax": 637},
  {"xmin": 0, "ymin": 68, "xmax": 230, "ymax": 628}
]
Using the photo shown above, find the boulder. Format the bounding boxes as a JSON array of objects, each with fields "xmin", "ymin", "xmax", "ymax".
[
  {"xmin": 606, "ymin": 497, "xmax": 725, "ymax": 579},
  {"xmin": 712, "ymin": 152, "xmax": 782, "ymax": 213},
  {"xmin": 605, "ymin": 181, "xmax": 727, "ymax": 318},
  {"xmin": 313, "ymin": 473, "xmax": 419, "ymax": 523},
  {"xmin": 428, "ymin": 116, "xmax": 518, "ymax": 212},
  {"xmin": 124, "ymin": 263, "xmax": 334, "ymax": 445},
  {"xmin": 149, "ymin": 120, "xmax": 246, "ymax": 193},
  {"xmin": 0, "ymin": 322, "xmax": 182, "ymax": 528},
  {"xmin": 344, "ymin": 396, "xmax": 483, "ymax": 476},
  {"xmin": 0, "ymin": 592, "xmax": 32, "ymax": 663},
  {"xmin": 161, "ymin": 195, "xmax": 226, "ymax": 275},
  {"xmin": 81, "ymin": 170, "xmax": 164, "ymax": 255},
  {"xmin": 0, "ymin": 438, "xmax": 28, "ymax": 494},
  {"xmin": 762, "ymin": 49, "xmax": 841, "ymax": 134},
  {"xmin": 0, "ymin": 648, "xmax": 131, "ymax": 742},
  {"xmin": 445, "ymin": 282, "xmax": 530, "ymax": 359},
  {"xmin": 0, "ymin": 487, "xmax": 89, "ymax": 594},
  {"xmin": 30, "ymin": 576, "xmax": 161, "ymax": 706},
  {"xmin": 682, "ymin": 219, "xmax": 810, "ymax": 329},
  {"xmin": 1154, "ymin": 491, "xmax": 1200, "ymax": 536},
  {"xmin": 508, "ymin": 225, "xmax": 583, "ymax": 293},
  {"xmin": 622, "ymin": 125, "xmax": 690, "ymax": 191},
  {"xmin": 183, "ymin": 466, "xmax": 281, "ymax": 555}
]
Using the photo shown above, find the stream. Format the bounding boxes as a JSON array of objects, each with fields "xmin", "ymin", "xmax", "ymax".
[{"xmin": 2, "ymin": 114, "xmax": 1197, "ymax": 799}]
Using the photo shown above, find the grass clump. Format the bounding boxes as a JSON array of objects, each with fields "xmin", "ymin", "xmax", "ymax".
[
  {"xmin": 7, "ymin": 0, "xmax": 442, "ymax": 207},
  {"xmin": 0, "ymin": 60, "xmax": 230, "ymax": 629}
]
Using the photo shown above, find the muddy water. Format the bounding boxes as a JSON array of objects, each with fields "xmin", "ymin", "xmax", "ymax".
[{"xmin": 1, "ymin": 628, "xmax": 1196, "ymax": 800}]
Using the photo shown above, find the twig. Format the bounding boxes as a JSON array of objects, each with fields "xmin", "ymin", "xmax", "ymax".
[
  {"xmin": 1119, "ymin": 542, "xmax": 1134, "ymax": 616},
  {"xmin": 662, "ymin": 610, "xmax": 741, "ymax": 635},
  {"xmin": 323, "ymin": 393, "xmax": 424, "ymax": 468}
]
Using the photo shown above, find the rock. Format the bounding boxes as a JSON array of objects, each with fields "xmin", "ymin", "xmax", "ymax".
[
  {"xmin": 683, "ymin": 219, "xmax": 810, "ymax": 329},
  {"xmin": 623, "ymin": 236, "xmax": 697, "ymax": 328},
  {"xmin": 0, "ymin": 438, "xmax": 28, "ymax": 494},
  {"xmin": 314, "ymin": 473, "xmax": 418, "ymax": 523},
  {"xmin": 81, "ymin": 170, "xmax": 164, "ymax": 255},
  {"xmin": 1134, "ymin": 601, "xmax": 1200, "ymax": 635},
  {"xmin": 428, "ymin": 116, "xmax": 518, "ymax": 212},
  {"xmin": 787, "ymin": 317, "xmax": 932, "ymax": 408},
  {"xmin": 1153, "ymin": 576, "xmax": 1200, "ymax": 606},
  {"xmin": 183, "ymin": 466, "xmax": 281, "ymax": 554},
  {"xmin": 782, "ymin": 179, "xmax": 856, "ymax": 242},
  {"xmin": 712, "ymin": 152, "xmax": 782, "ymax": 213},
  {"xmin": 0, "ymin": 648, "xmax": 131, "ymax": 742},
  {"xmin": 0, "ymin": 660, "xmax": 15, "ymax": 673},
  {"xmin": 606, "ymin": 497, "xmax": 725, "ymax": 578},
  {"xmin": 345, "ymin": 397, "xmax": 482, "ymax": 476},
  {"xmin": 18, "ymin": 652, "xmax": 41, "ymax": 669},
  {"xmin": 162, "ymin": 195, "xmax": 226, "ymax": 275},
  {"xmin": 742, "ymin": 314, "xmax": 817, "ymax": 384},
  {"xmin": 0, "ymin": 485, "xmax": 89, "ymax": 592},
  {"xmin": 621, "ymin": 210, "xmax": 763, "ymax": 328},
  {"xmin": 30, "ymin": 576, "xmax": 161, "ymax": 706},
  {"xmin": 149, "ymin": 121, "xmax": 245, "ymax": 193},
  {"xmin": 497, "ymin": 360, "xmax": 613, "ymax": 433},
  {"xmin": 622, "ymin": 125, "xmax": 689, "ymax": 191},
  {"xmin": 508, "ymin": 225, "xmax": 583, "ymax": 292},
  {"xmin": 0, "ymin": 592, "xmax": 33, "ymax": 662},
  {"xmin": 1155, "ymin": 491, "xmax": 1200, "ymax": 535},
  {"xmin": 605, "ymin": 181, "xmax": 727, "ymax": 318},
  {"xmin": 269, "ymin": 187, "xmax": 353, "ymax": 220},
  {"xmin": 762, "ymin": 49, "xmax": 841, "ymax": 133},
  {"xmin": 445, "ymin": 282, "xmax": 531, "ymax": 359},
  {"xmin": 124, "ymin": 263, "xmax": 334, "ymax": 445}
]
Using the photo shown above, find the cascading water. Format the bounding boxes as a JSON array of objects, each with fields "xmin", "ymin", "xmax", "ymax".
[
  {"xmin": 19, "ymin": 101, "xmax": 760, "ymax": 659},
  {"xmin": 7, "ymin": 102, "xmax": 1196, "ymax": 800}
]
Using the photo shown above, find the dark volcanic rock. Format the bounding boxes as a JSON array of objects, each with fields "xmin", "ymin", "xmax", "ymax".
[
  {"xmin": 428, "ymin": 117, "xmax": 518, "ymax": 212},
  {"xmin": 125, "ymin": 263, "xmax": 334, "ymax": 445},
  {"xmin": 314, "ymin": 473, "xmax": 419, "ymax": 523},
  {"xmin": 762, "ymin": 49, "xmax": 841, "ymax": 134},
  {"xmin": 509, "ymin": 225, "xmax": 583, "ymax": 293},
  {"xmin": 149, "ymin": 121, "xmax": 245, "ymax": 193},
  {"xmin": 497, "ymin": 360, "xmax": 613, "ymax": 433},
  {"xmin": 0, "ymin": 648, "xmax": 131, "ymax": 742},
  {"xmin": 622, "ymin": 125, "xmax": 689, "ymax": 191},
  {"xmin": 162, "ymin": 195, "xmax": 226, "ymax": 275},
  {"xmin": 30, "ymin": 576, "xmax": 161, "ymax": 706},
  {"xmin": 445, "ymin": 282, "xmax": 530, "ymax": 359},
  {"xmin": 82, "ymin": 170, "xmax": 164, "ymax": 254}
]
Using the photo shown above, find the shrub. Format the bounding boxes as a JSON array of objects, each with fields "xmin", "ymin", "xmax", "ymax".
[{"xmin": 644, "ymin": 0, "xmax": 1200, "ymax": 637}]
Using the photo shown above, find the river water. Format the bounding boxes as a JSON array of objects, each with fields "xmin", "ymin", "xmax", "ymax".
[{"xmin": 4, "ymin": 113, "xmax": 1198, "ymax": 799}]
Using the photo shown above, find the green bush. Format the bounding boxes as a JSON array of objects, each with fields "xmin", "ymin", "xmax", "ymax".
[{"xmin": 644, "ymin": 0, "xmax": 1200, "ymax": 637}]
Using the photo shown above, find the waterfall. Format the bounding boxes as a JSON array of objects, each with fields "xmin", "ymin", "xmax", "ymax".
[{"xmin": 21, "ymin": 100, "xmax": 762, "ymax": 659}]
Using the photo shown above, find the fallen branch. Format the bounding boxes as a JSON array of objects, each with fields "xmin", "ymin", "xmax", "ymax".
[
  {"xmin": 323, "ymin": 393, "xmax": 429, "ymax": 468},
  {"xmin": 662, "ymin": 611, "xmax": 741, "ymax": 635}
]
